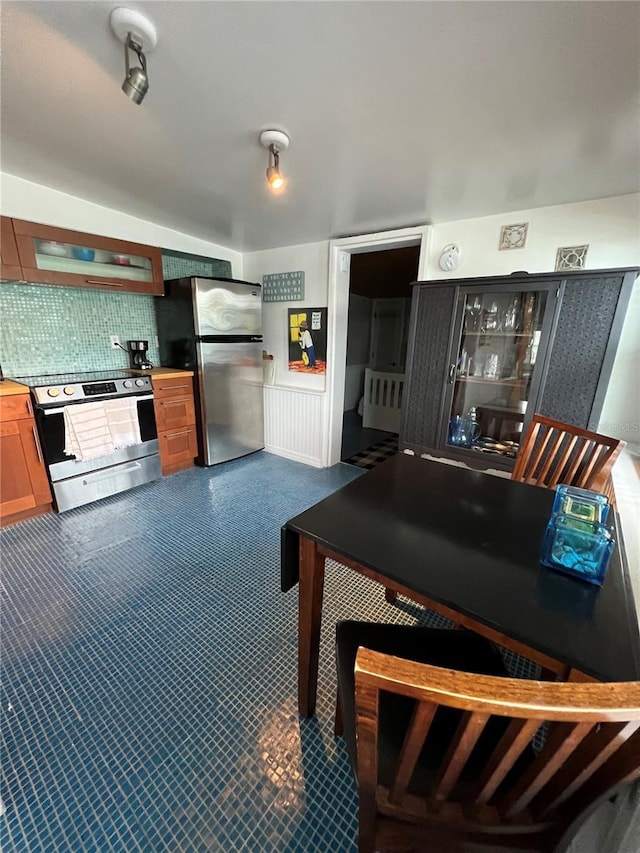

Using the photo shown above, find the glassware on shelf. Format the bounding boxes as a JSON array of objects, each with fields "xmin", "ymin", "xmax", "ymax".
[
  {"xmin": 466, "ymin": 407, "xmax": 481, "ymax": 443},
  {"xmin": 502, "ymin": 298, "xmax": 520, "ymax": 332},
  {"xmin": 448, "ymin": 412, "xmax": 481, "ymax": 448},
  {"xmin": 464, "ymin": 296, "xmax": 482, "ymax": 331},
  {"xmin": 482, "ymin": 302, "xmax": 501, "ymax": 332},
  {"xmin": 39, "ymin": 241, "xmax": 68, "ymax": 257},
  {"xmin": 483, "ymin": 352, "xmax": 501, "ymax": 379}
]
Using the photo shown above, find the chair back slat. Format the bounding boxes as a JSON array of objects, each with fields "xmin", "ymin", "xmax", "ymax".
[
  {"xmin": 469, "ymin": 717, "xmax": 541, "ymax": 811},
  {"xmin": 562, "ymin": 730, "xmax": 640, "ymax": 823},
  {"xmin": 545, "ymin": 434, "xmax": 579, "ymax": 487},
  {"xmin": 536, "ymin": 432, "xmax": 574, "ymax": 485},
  {"xmin": 430, "ymin": 710, "xmax": 490, "ymax": 807},
  {"xmin": 578, "ymin": 444, "xmax": 616, "ymax": 490},
  {"xmin": 521, "ymin": 423, "xmax": 551, "ymax": 483},
  {"xmin": 533, "ymin": 720, "xmax": 640, "ymax": 816},
  {"xmin": 562, "ymin": 439, "xmax": 593, "ymax": 486},
  {"xmin": 512, "ymin": 414, "xmax": 625, "ymax": 494},
  {"xmin": 500, "ymin": 721, "xmax": 593, "ymax": 819},
  {"xmin": 389, "ymin": 700, "xmax": 437, "ymax": 805}
]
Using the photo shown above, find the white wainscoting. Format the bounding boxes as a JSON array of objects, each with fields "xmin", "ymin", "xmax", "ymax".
[{"xmin": 263, "ymin": 386, "xmax": 327, "ymax": 468}]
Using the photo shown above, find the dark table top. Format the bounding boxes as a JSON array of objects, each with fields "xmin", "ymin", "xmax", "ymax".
[{"xmin": 282, "ymin": 454, "xmax": 640, "ymax": 682}]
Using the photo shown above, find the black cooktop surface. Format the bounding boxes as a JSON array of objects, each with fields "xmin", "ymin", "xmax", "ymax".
[{"xmin": 17, "ymin": 370, "xmax": 136, "ymax": 387}]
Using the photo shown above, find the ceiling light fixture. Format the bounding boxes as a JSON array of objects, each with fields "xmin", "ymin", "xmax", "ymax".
[
  {"xmin": 259, "ymin": 130, "xmax": 290, "ymax": 191},
  {"xmin": 110, "ymin": 7, "xmax": 158, "ymax": 106}
]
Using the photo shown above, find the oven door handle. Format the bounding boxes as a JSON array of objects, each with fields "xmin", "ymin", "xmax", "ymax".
[
  {"xmin": 41, "ymin": 394, "xmax": 155, "ymax": 414},
  {"xmin": 81, "ymin": 462, "xmax": 142, "ymax": 485}
]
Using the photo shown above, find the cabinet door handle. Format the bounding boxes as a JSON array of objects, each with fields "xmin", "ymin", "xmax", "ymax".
[
  {"xmin": 161, "ymin": 398, "xmax": 190, "ymax": 406},
  {"xmin": 159, "ymin": 384, "xmax": 190, "ymax": 391},
  {"xmin": 166, "ymin": 429, "xmax": 192, "ymax": 439},
  {"xmin": 448, "ymin": 363, "xmax": 456, "ymax": 384},
  {"xmin": 31, "ymin": 426, "xmax": 43, "ymax": 464},
  {"xmin": 26, "ymin": 396, "xmax": 33, "ymax": 416},
  {"xmin": 85, "ymin": 279, "xmax": 124, "ymax": 287}
]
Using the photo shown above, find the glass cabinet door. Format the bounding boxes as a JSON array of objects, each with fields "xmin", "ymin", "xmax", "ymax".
[
  {"xmin": 30, "ymin": 237, "xmax": 155, "ymax": 282},
  {"xmin": 12, "ymin": 218, "xmax": 164, "ymax": 294},
  {"xmin": 445, "ymin": 289, "xmax": 548, "ymax": 461}
]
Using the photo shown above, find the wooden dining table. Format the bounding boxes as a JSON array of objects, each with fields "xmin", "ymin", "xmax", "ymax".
[{"xmin": 281, "ymin": 454, "xmax": 640, "ymax": 717}]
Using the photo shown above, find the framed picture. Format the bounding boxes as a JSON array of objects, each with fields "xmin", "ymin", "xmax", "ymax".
[{"xmin": 288, "ymin": 308, "xmax": 327, "ymax": 374}]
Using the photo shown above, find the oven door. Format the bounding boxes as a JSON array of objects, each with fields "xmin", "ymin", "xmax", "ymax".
[{"xmin": 34, "ymin": 394, "xmax": 158, "ymax": 481}]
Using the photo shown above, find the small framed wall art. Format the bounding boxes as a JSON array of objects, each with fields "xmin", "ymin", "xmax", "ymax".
[
  {"xmin": 555, "ymin": 245, "xmax": 589, "ymax": 271},
  {"xmin": 499, "ymin": 223, "xmax": 529, "ymax": 250}
]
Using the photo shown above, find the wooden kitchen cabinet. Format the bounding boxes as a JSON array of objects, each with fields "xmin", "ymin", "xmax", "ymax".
[
  {"xmin": 153, "ymin": 375, "xmax": 198, "ymax": 475},
  {"xmin": 400, "ymin": 267, "xmax": 638, "ymax": 472},
  {"xmin": 0, "ymin": 390, "xmax": 52, "ymax": 526},
  {"xmin": 1, "ymin": 216, "xmax": 22, "ymax": 280},
  {"xmin": 12, "ymin": 218, "xmax": 164, "ymax": 294}
]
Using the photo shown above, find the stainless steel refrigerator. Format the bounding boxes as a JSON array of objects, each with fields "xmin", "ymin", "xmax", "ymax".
[{"xmin": 156, "ymin": 277, "xmax": 264, "ymax": 465}]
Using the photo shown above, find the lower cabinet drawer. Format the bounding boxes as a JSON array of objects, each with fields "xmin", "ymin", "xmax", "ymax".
[
  {"xmin": 158, "ymin": 426, "xmax": 198, "ymax": 473},
  {"xmin": 155, "ymin": 395, "xmax": 196, "ymax": 431},
  {"xmin": 0, "ymin": 394, "xmax": 34, "ymax": 422}
]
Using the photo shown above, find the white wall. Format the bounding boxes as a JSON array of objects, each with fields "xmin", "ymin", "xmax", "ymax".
[
  {"xmin": 425, "ymin": 194, "xmax": 640, "ymax": 280},
  {"xmin": 243, "ymin": 241, "xmax": 330, "ymax": 392},
  {"xmin": 425, "ymin": 194, "xmax": 640, "ymax": 448},
  {"xmin": 243, "ymin": 241, "xmax": 330, "ymax": 465},
  {"xmin": 0, "ymin": 172, "xmax": 243, "ymax": 274}
]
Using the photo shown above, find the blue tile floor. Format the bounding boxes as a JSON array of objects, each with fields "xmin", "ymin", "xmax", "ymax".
[{"xmin": 1, "ymin": 452, "xmax": 467, "ymax": 852}]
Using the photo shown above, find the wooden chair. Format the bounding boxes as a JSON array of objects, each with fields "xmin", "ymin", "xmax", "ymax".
[
  {"xmin": 335, "ymin": 621, "xmax": 640, "ymax": 853},
  {"xmin": 511, "ymin": 414, "xmax": 625, "ymax": 495}
]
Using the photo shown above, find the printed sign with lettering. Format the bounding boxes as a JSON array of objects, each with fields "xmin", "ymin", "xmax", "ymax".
[{"xmin": 262, "ymin": 271, "xmax": 305, "ymax": 302}]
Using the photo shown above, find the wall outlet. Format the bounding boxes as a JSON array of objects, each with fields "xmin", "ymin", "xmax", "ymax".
[{"xmin": 110, "ymin": 335, "xmax": 121, "ymax": 349}]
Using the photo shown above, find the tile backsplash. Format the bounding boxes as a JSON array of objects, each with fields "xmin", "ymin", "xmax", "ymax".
[{"xmin": 0, "ymin": 251, "xmax": 232, "ymax": 378}]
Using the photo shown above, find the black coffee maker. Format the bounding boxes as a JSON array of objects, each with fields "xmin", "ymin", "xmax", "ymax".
[{"xmin": 128, "ymin": 340, "xmax": 153, "ymax": 370}]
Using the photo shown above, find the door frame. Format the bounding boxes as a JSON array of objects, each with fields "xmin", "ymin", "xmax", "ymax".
[{"xmin": 325, "ymin": 225, "xmax": 431, "ymax": 467}]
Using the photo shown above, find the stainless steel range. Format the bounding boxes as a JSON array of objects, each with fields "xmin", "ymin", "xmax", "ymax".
[{"xmin": 19, "ymin": 370, "xmax": 161, "ymax": 512}]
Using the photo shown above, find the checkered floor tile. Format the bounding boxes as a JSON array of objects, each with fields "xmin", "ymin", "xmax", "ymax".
[{"xmin": 342, "ymin": 434, "xmax": 398, "ymax": 470}]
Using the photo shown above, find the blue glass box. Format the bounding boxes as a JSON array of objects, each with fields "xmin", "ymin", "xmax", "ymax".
[
  {"xmin": 550, "ymin": 484, "xmax": 610, "ymax": 524},
  {"xmin": 540, "ymin": 514, "xmax": 615, "ymax": 586}
]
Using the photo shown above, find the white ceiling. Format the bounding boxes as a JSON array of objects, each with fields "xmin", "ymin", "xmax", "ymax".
[{"xmin": 1, "ymin": 1, "xmax": 638, "ymax": 252}]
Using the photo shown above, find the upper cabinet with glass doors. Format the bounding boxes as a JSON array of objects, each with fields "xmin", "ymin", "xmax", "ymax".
[
  {"xmin": 400, "ymin": 269, "xmax": 637, "ymax": 473},
  {"xmin": 12, "ymin": 219, "xmax": 164, "ymax": 294}
]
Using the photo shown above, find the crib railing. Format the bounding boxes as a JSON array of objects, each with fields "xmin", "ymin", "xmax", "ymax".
[{"xmin": 362, "ymin": 369, "xmax": 405, "ymax": 432}]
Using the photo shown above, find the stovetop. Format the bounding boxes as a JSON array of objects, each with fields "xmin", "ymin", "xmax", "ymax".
[{"xmin": 17, "ymin": 369, "xmax": 137, "ymax": 388}]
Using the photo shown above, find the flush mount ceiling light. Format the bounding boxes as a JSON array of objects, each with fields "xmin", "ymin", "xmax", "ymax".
[
  {"xmin": 110, "ymin": 7, "xmax": 157, "ymax": 105},
  {"xmin": 259, "ymin": 130, "xmax": 290, "ymax": 191}
]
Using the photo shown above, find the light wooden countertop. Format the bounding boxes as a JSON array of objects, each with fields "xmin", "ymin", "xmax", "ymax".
[
  {"xmin": 0, "ymin": 379, "xmax": 30, "ymax": 397},
  {"xmin": 125, "ymin": 367, "xmax": 195, "ymax": 379}
]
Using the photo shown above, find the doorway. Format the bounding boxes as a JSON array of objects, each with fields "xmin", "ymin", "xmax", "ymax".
[
  {"xmin": 326, "ymin": 225, "xmax": 430, "ymax": 468},
  {"xmin": 340, "ymin": 246, "xmax": 419, "ymax": 464}
]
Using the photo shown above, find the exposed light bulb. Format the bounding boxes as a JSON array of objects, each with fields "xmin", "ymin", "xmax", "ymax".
[{"xmin": 267, "ymin": 167, "xmax": 285, "ymax": 191}]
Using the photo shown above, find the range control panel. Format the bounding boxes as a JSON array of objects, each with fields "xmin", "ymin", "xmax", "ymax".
[{"xmin": 31, "ymin": 375, "xmax": 152, "ymax": 406}]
